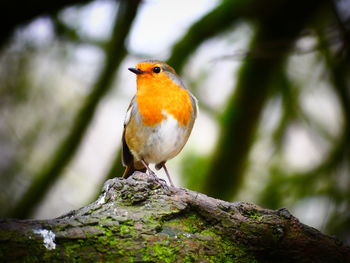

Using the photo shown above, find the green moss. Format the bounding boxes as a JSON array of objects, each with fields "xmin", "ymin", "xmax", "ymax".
[
  {"xmin": 149, "ymin": 212, "xmax": 259, "ymax": 262},
  {"xmin": 63, "ymin": 242, "xmax": 83, "ymax": 262},
  {"xmin": 243, "ymin": 209, "xmax": 264, "ymax": 221},
  {"xmin": 17, "ymin": 227, "xmax": 258, "ymax": 263},
  {"xmin": 196, "ymin": 231, "xmax": 258, "ymax": 263},
  {"xmin": 119, "ymin": 225, "xmax": 131, "ymax": 236},
  {"xmin": 162, "ymin": 212, "xmax": 204, "ymax": 235},
  {"xmin": 143, "ymin": 242, "xmax": 177, "ymax": 263},
  {"xmin": 1, "ymin": 208, "xmax": 259, "ymax": 262},
  {"xmin": 199, "ymin": 229, "xmax": 217, "ymax": 237}
]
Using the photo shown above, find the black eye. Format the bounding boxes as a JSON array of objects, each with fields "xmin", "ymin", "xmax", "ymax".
[{"xmin": 153, "ymin": 67, "xmax": 161, "ymax": 73}]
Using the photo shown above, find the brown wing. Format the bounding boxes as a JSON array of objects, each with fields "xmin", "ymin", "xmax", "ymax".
[
  {"xmin": 121, "ymin": 128, "xmax": 138, "ymax": 178},
  {"xmin": 121, "ymin": 96, "xmax": 146, "ymax": 178},
  {"xmin": 122, "ymin": 129, "xmax": 134, "ymax": 168},
  {"xmin": 121, "ymin": 97, "xmax": 135, "ymax": 168}
]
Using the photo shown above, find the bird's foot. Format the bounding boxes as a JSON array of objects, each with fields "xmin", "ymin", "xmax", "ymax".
[
  {"xmin": 140, "ymin": 159, "xmax": 171, "ymax": 189},
  {"xmin": 148, "ymin": 171, "xmax": 169, "ymax": 188}
]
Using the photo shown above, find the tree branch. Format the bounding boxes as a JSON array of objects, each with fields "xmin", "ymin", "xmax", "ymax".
[
  {"xmin": 167, "ymin": 0, "xmax": 249, "ymax": 73},
  {"xmin": 1, "ymin": 173, "xmax": 349, "ymax": 262}
]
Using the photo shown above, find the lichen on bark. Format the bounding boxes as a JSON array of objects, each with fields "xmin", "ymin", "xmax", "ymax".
[{"xmin": 0, "ymin": 172, "xmax": 349, "ymax": 262}]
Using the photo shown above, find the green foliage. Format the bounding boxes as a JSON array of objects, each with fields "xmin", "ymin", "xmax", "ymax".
[{"xmin": 180, "ymin": 152, "xmax": 210, "ymax": 192}]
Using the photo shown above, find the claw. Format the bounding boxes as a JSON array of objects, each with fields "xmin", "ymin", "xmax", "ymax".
[
  {"xmin": 148, "ymin": 171, "xmax": 169, "ymax": 189},
  {"xmin": 141, "ymin": 159, "xmax": 170, "ymax": 188}
]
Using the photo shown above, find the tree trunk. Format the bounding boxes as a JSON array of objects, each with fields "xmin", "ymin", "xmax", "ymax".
[{"xmin": 0, "ymin": 173, "xmax": 349, "ymax": 262}]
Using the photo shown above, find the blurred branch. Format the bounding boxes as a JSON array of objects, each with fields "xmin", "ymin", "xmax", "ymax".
[
  {"xmin": 2, "ymin": 0, "xmax": 94, "ymax": 49},
  {"xmin": 330, "ymin": 0, "xmax": 350, "ymax": 57},
  {"xmin": 270, "ymin": 67, "xmax": 298, "ymax": 152},
  {"xmin": 8, "ymin": 0, "xmax": 141, "ymax": 219},
  {"xmin": 53, "ymin": 16, "xmax": 107, "ymax": 48},
  {"xmin": 327, "ymin": 4, "xmax": 350, "ymax": 139},
  {"xmin": 320, "ymin": 3, "xmax": 350, "ymax": 238},
  {"xmin": 315, "ymin": 2, "xmax": 350, "ymax": 174},
  {"xmin": 167, "ymin": 0, "xmax": 250, "ymax": 73},
  {"xmin": 214, "ymin": 39, "xmax": 321, "ymax": 61},
  {"xmin": 187, "ymin": 71, "xmax": 219, "ymax": 119},
  {"xmin": 271, "ymin": 65, "xmax": 334, "ymax": 154},
  {"xmin": 262, "ymin": 125, "xmax": 348, "ymax": 206},
  {"xmin": 203, "ymin": 0, "xmax": 326, "ymax": 201},
  {"xmin": 258, "ymin": 54, "xmax": 339, "ymax": 208}
]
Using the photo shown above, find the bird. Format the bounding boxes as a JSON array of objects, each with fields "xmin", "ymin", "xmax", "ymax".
[{"xmin": 121, "ymin": 60, "xmax": 197, "ymax": 187}]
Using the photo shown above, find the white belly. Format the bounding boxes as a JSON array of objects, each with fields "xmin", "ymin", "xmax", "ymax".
[{"xmin": 140, "ymin": 112, "xmax": 188, "ymax": 164}]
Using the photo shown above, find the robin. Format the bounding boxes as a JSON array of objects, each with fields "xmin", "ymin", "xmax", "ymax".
[{"xmin": 122, "ymin": 60, "xmax": 197, "ymax": 187}]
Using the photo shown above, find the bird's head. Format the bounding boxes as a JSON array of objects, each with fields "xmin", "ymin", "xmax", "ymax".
[
  {"xmin": 129, "ymin": 60, "xmax": 175, "ymax": 76},
  {"xmin": 128, "ymin": 60, "xmax": 185, "ymax": 90}
]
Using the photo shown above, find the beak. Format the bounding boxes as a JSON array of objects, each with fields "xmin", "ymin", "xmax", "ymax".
[{"xmin": 128, "ymin": 67, "xmax": 145, "ymax": 74}]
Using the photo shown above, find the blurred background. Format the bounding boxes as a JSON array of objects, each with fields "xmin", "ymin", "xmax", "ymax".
[{"xmin": 1, "ymin": 0, "xmax": 350, "ymax": 245}]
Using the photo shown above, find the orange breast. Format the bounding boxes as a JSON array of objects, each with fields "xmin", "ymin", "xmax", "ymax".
[{"xmin": 136, "ymin": 74, "xmax": 193, "ymax": 126}]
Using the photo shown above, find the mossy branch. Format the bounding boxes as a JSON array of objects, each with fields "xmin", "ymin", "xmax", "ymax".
[{"xmin": 1, "ymin": 173, "xmax": 349, "ymax": 263}]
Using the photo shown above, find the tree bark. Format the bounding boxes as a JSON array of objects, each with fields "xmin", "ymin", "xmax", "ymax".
[{"xmin": 0, "ymin": 173, "xmax": 349, "ymax": 262}]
